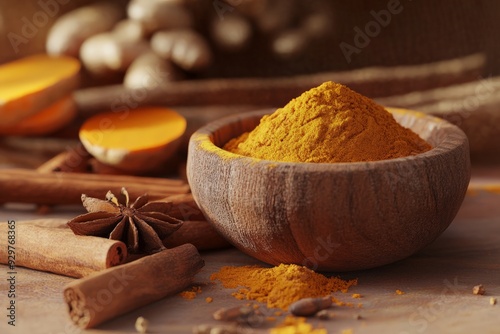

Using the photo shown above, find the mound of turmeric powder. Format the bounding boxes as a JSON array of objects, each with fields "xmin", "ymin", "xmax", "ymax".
[
  {"xmin": 210, "ymin": 264, "xmax": 357, "ymax": 310},
  {"xmin": 224, "ymin": 81, "xmax": 431, "ymax": 163}
]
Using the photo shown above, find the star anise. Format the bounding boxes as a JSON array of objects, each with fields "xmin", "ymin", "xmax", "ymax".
[{"xmin": 67, "ymin": 187, "xmax": 182, "ymax": 254}]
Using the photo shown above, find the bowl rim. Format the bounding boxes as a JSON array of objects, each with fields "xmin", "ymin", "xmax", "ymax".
[{"xmin": 189, "ymin": 107, "xmax": 469, "ymax": 171}]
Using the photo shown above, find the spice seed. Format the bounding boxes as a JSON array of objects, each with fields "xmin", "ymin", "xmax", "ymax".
[
  {"xmin": 316, "ymin": 309, "xmax": 334, "ymax": 320},
  {"xmin": 472, "ymin": 284, "xmax": 486, "ymax": 295},
  {"xmin": 135, "ymin": 316, "xmax": 148, "ymax": 334},
  {"xmin": 213, "ymin": 306, "xmax": 253, "ymax": 321},
  {"xmin": 192, "ymin": 324, "xmax": 238, "ymax": 334},
  {"xmin": 289, "ymin": 296, "xmax": 332, "ymax": 317},
  {"xmin": 490, "ymin": 297, "xmax": 497, "ymax": 305}
]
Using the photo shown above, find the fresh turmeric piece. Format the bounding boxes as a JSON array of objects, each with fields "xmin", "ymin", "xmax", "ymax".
[
  {"xmin": 79, "ymin": 107, "xmax": 186, "ymax": 172},
  {"xmin": 0, "ymin": 55, "xmax": 80, "ymax": 126},
  {"xmin": 0, "ymin": 96, "xmax": 76, "ymax": 136}
]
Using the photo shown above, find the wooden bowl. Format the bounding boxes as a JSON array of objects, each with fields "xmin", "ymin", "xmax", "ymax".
[{"xmin": 187, "ymin": 108, "xmax": 471, "ymax": 271}]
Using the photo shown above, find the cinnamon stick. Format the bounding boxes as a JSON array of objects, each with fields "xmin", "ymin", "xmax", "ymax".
[
  {"xmin": 1, "ymin": 136, "xmax": 80, "ymax": 155},
  {"xmin": 161, "ymin": 193, "xmax": 206, "ymax": 221},
  {"xmin": 0, "ymin": 169, "xmax": 190, "ymax": 205},
  {"xmin": 74, "ymin": 53, "xmax": 485, "ymax": 115},
  {"xmin": 37, "ymin": 145, "xmax": 91, "ymax": 173},
  {"xmin": 64, "ymin": 244, "xmax": 204, "ymax": 329},
  {"xmin": 163, "ymin": 220, "xmax": 231, "ymax": 251},
  {"xmin": 375, "ymin": 76, "xmax": 500, "ymax": 110},
  {"xmin": 159, "ymin": 194, "xmax": 231, "ymax": 250},
  {"xmin": 24, "ymin": 216, "xmax": 231, "ymax": 251},
  {"xmin": 0, "ymin": 146, "xmax": 48, "ymax": 169},
  {"xmin": 376, "ymin": 77, "xmax": 500, "ymax": 160},
  {"xmin": 0, "ymin": 223, "xmax": 127, "ymax": 278}
]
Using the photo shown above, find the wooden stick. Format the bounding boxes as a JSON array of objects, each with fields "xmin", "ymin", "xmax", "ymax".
[
  {"xmin": 0, "ymin": 169, "xmax": 190, "ymax": 205},
  {"xmin": 64, "ymin": 244, "xmax": 204, "ymax": 329},
  {"xmin": 376, "ymin": 76, "xmax": 500, "ymax": 109},
  {"xmin": 0, "ymin": 223, "xmax": 127, "ymax": 278},
  {"xmin": 74, "ymin": 54, "xmax": 485, "ymax": 115},
  {"xmin": 375, "ymin": 77, "xmax": 500, "ymax": 161}
]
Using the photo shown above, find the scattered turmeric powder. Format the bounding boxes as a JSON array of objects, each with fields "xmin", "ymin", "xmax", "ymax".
[
  {"xmin": 270, "ymin": 316, "xmax": 326, "ymax": 334},
  {"xmin": 395, "ymin": 289, "xmax": 405, "ymax": 295},
  {"xmin": 352, "ymin": 293, "xmax": 362, "ymax": 299},
  {"xmin": 179, "ymin": 285, "xmax": 202, "ymax": 300},
  {"xmin": 179, "ymin": 291, "xmax": 197, "ymax": 299},
  {"xmin": 224, "ymin": 81, "xmax": 431, "ymax": 163},
  {"xmin": 210, "ymin": 264, "xmax": 357, "ymax": 310}
]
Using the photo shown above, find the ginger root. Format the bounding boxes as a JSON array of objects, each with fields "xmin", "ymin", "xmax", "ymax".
[{"xmin": 46, "ymin": 3, "xmax": 123, "ymax": 57}]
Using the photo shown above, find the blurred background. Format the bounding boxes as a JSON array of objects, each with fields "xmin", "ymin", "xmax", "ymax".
[
  {"xmin": 1, "ymin": 0, "xmax": 499, "ymax": 171},
  {"xmin": 1, "ymin": 0, "xmax": 499, "ymax": 75}
]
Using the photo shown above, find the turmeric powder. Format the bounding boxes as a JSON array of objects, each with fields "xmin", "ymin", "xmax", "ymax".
[
  {"xmin": 179, "ymin": 285, "xmax": 202, "ymax": 300},
  {"xmin": 271, "ymin": 315, "xmax": 327, "ymax": 334},
  {"xmin": 224, "ymin": 81, "xmax": 431, "ymax": 163},
  {"xmin": 210, "ymin": 264, "xmax": 357, "ymax": 310}
]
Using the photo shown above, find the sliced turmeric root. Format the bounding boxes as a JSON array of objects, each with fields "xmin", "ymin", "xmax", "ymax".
[
  {"xmin": 0, "ymin": 54, "xmax": 80, "ymax": 126},
  {"xmin": 79, "ymin": 107, "xmax": 187, "ymax": 172},
  {"xmin": 0, "ymin": 96, "xmax": 76, "ymax": 136}
]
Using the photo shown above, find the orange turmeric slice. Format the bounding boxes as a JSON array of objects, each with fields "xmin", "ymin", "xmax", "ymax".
[
  {"xmin": 0, "ymin": 96, "xmax": 76, "ymax": 136},
  {"xmin": 0, "ymin": 54, "xmax": 80, "ymax": 126},
  {"xmin": 79, "ymin": 107, "xmax": 186, "ymax": 172}
]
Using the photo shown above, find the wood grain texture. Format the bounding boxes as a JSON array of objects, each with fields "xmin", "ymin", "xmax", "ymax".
[{"xmin": 187, "ymin": 108, "xmax": 471, "ymax": 271}]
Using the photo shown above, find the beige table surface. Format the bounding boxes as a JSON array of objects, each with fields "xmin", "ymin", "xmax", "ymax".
[{"xmin": 1, "ymin": 168, "xmax": 500, "ymax": 334}]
